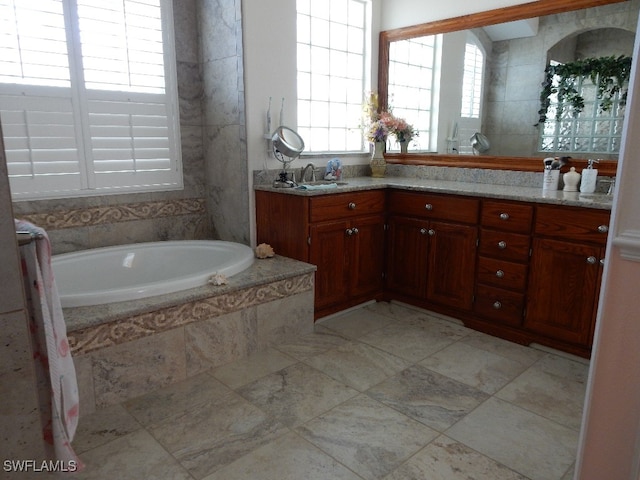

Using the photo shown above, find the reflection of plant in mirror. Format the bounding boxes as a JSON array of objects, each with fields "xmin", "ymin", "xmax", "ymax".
[{"xmin": 537, "ymin": 55, "xmax": 632, "ymax": 126}]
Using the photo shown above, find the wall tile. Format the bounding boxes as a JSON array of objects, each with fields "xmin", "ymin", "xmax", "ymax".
[
  {"xmin": 256, "ymin": 291, "xmax": 315, "ymax": 349},
  {"xmin": 185, "ymin": 308, "xmax": 258, "ymax": 376},
  {"xmin": 199, "ymin": 0, "xmax": 238, "ymax": 62},
  {"xmin": 92, "ymin": 328, "xmax": 187, "ymax": 407},
  {"xmin": 173, "ymin": 0, "xmax": 200, "ymax": 63}
]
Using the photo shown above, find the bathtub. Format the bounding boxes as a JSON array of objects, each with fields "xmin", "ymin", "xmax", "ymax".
[{"xmin": 52, "ymin": 241, "xmax": 255, "ymax": 308}]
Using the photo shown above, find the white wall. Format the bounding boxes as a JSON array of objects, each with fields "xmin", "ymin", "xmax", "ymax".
[{"xmin": 380, "ymin": 0, "xmax": 531, "ymax": 30}]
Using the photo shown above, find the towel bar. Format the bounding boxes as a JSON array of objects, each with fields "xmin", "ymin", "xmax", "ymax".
[{"xmin": 16, "ymin": 231, "xmax": 44, "ymax": 246}]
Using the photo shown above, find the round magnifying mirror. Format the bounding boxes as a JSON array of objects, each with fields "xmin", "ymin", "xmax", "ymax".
[
  {"xmin": 470, "ymin": 132, "xmax": 490, "ymax": 153},
  {"xmin": 272, "ymin": 126, "xmax": 305, "ymax": 158}
]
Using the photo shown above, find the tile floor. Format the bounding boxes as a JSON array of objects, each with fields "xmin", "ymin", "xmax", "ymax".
[{"xmin": 71, "ymin": 302, "xmax": 589, "ymax": 480}]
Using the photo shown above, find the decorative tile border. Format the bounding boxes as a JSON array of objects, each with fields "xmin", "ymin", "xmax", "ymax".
[
  {"xmin": 68, "ymin": 273, "xmax": 314, "ymax": 355},
  {"xmin": 19, "ymin": 198, "xmax": 206, "ymax": 230}
]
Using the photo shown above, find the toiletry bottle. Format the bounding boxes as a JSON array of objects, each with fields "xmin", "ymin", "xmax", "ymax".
[
  {"xmin": 563, "ymin": 167, "xmax": 581, "ymax": 192},
  {"xmin": 580, "ymin": 159, "xmax": 599, "ymax": 194}
]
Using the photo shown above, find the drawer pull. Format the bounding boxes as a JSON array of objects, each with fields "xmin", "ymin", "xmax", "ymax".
[
  {"xmin": 499, "ymin": 213, "xmax": 510, "ymax": 221},
  {"xmin": 493, "ymin": 301, "xmax": 502, "ymax": 310},
  {"xmin": 352, "ymin": 227, "xmax": 359, "ymax": 235},
  {"xmin": 348, "ymin": 202, "xmax": 356, "ymax": 210},
  {"xmin": 497, "ymin": 240, "xmax": 507, "ymax": 249},
  {"xmin": 586, "ymin": 256, "xmax": 597, "ymax": 265},
  {"xmin": 420, "ymin": 228, "xmax": 428, "ymax": 235},
  {"xmin": 597, "ymin": 224, "xmax": 609, "ymax": 233},
  {"xmin": 425, "ymin": 203, "xmax": 433, "ymax": 210},
  {"xmin": 495, "ymin": 269, "xmax": 505, "ymax": 278},
  {"xmin": 428, "ymin": 229, "xmax": 436, "ymax": 236},
  {"xmin": 346, "ymin": 228, "xmax": 354, "ymax": 236}
]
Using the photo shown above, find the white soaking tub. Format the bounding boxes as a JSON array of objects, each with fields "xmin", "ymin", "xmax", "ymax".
[{"xmin": 52, "ymin": 241, "xmax": 255, "ymax": 308}]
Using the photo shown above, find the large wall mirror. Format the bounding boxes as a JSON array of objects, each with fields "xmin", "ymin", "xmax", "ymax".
[{"xmin": 378, "ymin": 0, "xmax": 637, "ymax": 175}]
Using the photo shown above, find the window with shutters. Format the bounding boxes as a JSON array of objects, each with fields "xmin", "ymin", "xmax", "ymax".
[
  {"xmin": 461, "ymin": 42, "xmax": 484, "ymax": 119},
  {"xmin": 0, "ymin": 0, "xmax": 182, "ymax": 200}
]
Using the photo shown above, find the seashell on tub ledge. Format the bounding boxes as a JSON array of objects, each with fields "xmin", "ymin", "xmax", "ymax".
[{"xmin": 255, "ymin": 243, "xmax": 275, "ymax": 259}]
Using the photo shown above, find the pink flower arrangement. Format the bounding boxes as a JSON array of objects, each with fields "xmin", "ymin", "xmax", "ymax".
[{"xmin": 362, "ymin": 92, "xmax": 416, "ymax": 143}]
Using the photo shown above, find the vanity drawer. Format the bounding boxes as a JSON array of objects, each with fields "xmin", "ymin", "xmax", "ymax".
[
  {"xmin": 481, "ymin": 200, "xmax": 533, "ymax": 233},
  {"xmin": 477, "ymin": 256, "xmax": 528, "ymax": 291},
  {"xmin": 534, "ymin": 205, "xmax": 610, "ymax": 244},
  {"xmin": 388, "ymin": 190, "xmax": 479, "ymax": 224},
  {"xmin": 310, "ymin": 190, "xmax": 385, "ymax": 223},
  {"xmin": 474, "ymin": 284, "xmax": 525, "ymax": 327},
  {"xmin": 479, "ymin": 229, "xmax": 530, "ymax": 262}
]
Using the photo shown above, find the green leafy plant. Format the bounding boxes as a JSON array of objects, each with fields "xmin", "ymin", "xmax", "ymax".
[{"xmin": 536, "ymin": 55, "xmax": 632, "ymax": 126}]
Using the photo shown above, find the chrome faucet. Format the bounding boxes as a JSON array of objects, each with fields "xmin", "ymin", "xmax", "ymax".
[{"xmin": 299, "ymin": 163, "xmax": 316, "ymax": 183}]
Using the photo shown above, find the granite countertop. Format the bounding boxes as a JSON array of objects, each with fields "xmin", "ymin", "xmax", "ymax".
[{"xmin": 254, "ymin": 176, "xmax": 613, "ymax": 210}]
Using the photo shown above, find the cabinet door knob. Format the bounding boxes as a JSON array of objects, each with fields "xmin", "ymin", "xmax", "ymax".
[
  {"xmin": 352, "ymin": 227, "xmax": 359, "ymax": 235},
  {"xmin": 428, "ymin": 229, "xmax": 436, "ymax": 236},
  {"xmin": 597, "ymin": 224, "xmax": 609, "ymax": 233},
  {"xmin": 419, "ymin": 228, "xmax": 428, "ymax": 235},
  {"xmin": 495, "ymin": 269, "xmax": 505, "ymax": 278},
  {"xmin": 493, "ymin": 301, "xmax": 502, "ymax": 309},
  {"xmin": 348, "ymin": 202, "xmax": 356, "ymax": 210},
  {"xmin": 497, "ymin": 240, "xmax": 507, "ymax": 249},
  {"xmin": 425, "ymin": 203, "xmax": 433, "ymax": 210},
  {"xmin": 499, "ymin": 213, "xmax": 510, "ymax": 221},
  {"xmin": 586, "ymin": 256, "xmax": 597, "ymax": 264},
  {"xmin": 345, "ymin": 228, "xmax": 353, "ymax": 236}
]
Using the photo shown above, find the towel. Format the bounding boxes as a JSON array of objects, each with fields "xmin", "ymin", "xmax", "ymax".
[
  {"xmin": 295, "ymin": 183, "xmax": 338, "ymax": 190},
  {"xmin": 15, "ymin": 220, "xmax": 82, "ymax": 471}
]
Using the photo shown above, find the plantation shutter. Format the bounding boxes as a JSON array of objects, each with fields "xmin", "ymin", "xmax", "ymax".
[{"xmin": 0, "ymin": 0, "xmax": 181, "ymax": 199}]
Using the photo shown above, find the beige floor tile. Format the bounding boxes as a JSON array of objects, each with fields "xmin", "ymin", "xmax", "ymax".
[
  {"xmin": 419, "ymin": 341, "xmax": 529, "ymax": 394},
  {"xmin": 462, "ymin": 331, "xmax": 545, "ymax": 366},
  {"xmin": 296, "ymin": 394, "xmax": 439, "ymax": 480},
  {"xmin": 236, "ymin": 362, "xmax": 359, "ymax": 427},
  {"xmin": 74, "ymin": 430, "xmax": 192, "ymax": 480},
  {"xmin": 123, "ymin": 372, "xmax": 231, "ymax": 427},
  {"xmin": 73, "ymin": 404, "xmax": 142, "ymax": 454},
  {"xmin": 148, "ymin": 390, "xmax": 289, "ymax": 479},
  {"xmin": 359, "ymin": 318, "xmax": 468, "ymax": 363},
  {"xmin": 304, "ymin": 341, "xmax": 410, "ymax": 391},
  {"xmin": 315, "ymin": 307, "xmax": 392, "ymax": 339},
  {"xmin": 367, "ymin": 364, "xmax": 489, "ymax": 431},
  {"xmin": 202, "ymin": 431, "xmax": 362, "ymax": 480},
  {"xmin": 384, "ymin": 435, "xmax": 529, "ymax": 480},
  {"xmin": 496, "ymin": 354, "xmax": 589, "ymax": 430},
  {"xmin": 446, "ymin": 397, "xmax": 578, "ymax": 480},
  {"xmin": 210, "ymin": 348, "xmax": 297, "ymax": 389},
  {"xmin": 274, "ymin": 328, "xmax": 351, "ymax": 361}
]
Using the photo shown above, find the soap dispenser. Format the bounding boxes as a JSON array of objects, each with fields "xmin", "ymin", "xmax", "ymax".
[
  {"xmin": 563, "ymin": 167, "xmax": 581, "ymax": 192},
  {"xmin": 580, "ymin": 159, "xmax": 599, "ymax": 194}
]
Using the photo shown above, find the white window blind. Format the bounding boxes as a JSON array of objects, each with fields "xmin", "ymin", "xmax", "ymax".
[
  {"xmin": 0, "ymin": 0, "xmax": 181, "ymax": 200},
  {"xmin": 461, "ymin": 42, "xmax": 484, "ymax": 119}
]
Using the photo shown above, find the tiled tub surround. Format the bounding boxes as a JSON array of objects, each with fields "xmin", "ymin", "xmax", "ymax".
[{"xmin": 68, "ymin": 255, "xmax": 315, "ymax": 414}]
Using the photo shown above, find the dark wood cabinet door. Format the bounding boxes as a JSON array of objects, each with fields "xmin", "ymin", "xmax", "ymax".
[
  {"xmin": 426, "ymin": 221, "xmax": 478, "ymax": 311},
  {"xmin": 386, "ymin": 216, "xmax": 429, "ymax": 298},
  {"xmin": 310, "ymin": 219, "xmax": 351, "ymax": 311},
  {"xmin": 349, "ymin": 214, "xmax": 386, "ymax": 299},
  {"xmin": 525, "ymin": 237, "xmax": 603, "ymax": 346}
]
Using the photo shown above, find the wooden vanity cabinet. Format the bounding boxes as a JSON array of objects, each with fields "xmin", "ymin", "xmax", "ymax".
[
  {"xmin": 386, "ymin": 191, "xmax": 479, "ymax": 312},
  {"xmin": 255, "ymin": 189, "xmax": 385, "ymax": 319},
  {"xmin": 524, "ymin": 205, "xmax": 609, "ymax": 351},
  {"xmin": 474, "ymin": 200, "xmax": 533, "ymax": 326}
]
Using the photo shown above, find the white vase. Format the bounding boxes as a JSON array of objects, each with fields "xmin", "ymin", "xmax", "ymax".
[{"xmin": 370, "ymin": 141, "xmax": 386, "ymax": 178}]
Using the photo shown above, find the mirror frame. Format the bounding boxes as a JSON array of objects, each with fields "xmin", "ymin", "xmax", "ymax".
[{"xmin": 378, "ymin": 0, "xmax": 628, "ymax": 176}]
